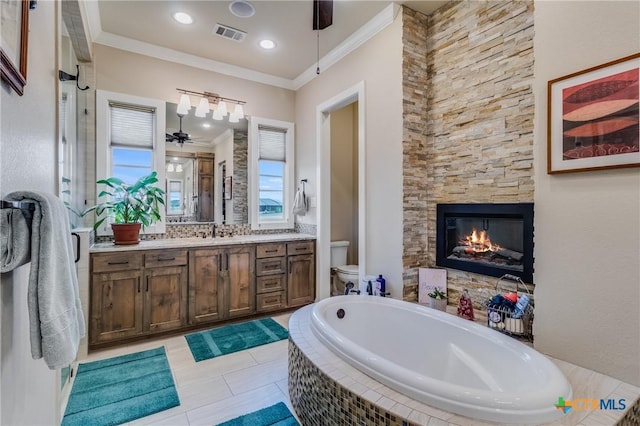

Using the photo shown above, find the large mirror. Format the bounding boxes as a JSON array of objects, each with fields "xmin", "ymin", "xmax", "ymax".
[{"xmin": 165, "ymin": 102, "xmax": 248, "ymax": 224}]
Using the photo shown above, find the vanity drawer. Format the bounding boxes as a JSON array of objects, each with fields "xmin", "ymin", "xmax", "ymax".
[
  {"xmin": 287, "ymin": 241, "xmax": 314, "ymax": 256},
  {"xmin": 145, "ymin": 249, "xmax": 188, "ymax": 268},
  {"xmin": 256, "ymin": 275, "xmax": 285, "ymax": 294},
  {"xmin": 256, "ymin": 243, "xmax": 286, "ymax": 258},
  {"xmin": 257, "ymin": 291, "xmax": 286, "ymax": 312},
  {"xmin": 256, "ymin": 257, "xmax": 286, "ymax": 276},
  {"xmin": 92, "ymin": 252, "xmax": 143, "ymax": 273}
]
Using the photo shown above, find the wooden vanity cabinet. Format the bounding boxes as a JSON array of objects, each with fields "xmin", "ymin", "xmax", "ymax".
[
  {"xmin": 256, "ymin": 243, "xmax": 287, "ymax": 312},
  {"xmin": 90, "ymin": 250, "xmax": 187, "ymax": 345},
  {"xmin": 224, "ymin": 246, "xmax": 256, "ymax": 318},
  {"xmin": 287, "ymin": 241, "xmax": 316, "ymax": 307}
]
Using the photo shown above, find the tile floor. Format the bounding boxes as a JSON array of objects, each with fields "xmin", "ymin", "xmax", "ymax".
[{"xmin": 72, "ymin": 312, "xmax": 296, "ymax": 426}]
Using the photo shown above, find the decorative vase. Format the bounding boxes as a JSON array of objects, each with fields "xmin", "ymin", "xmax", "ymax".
[
  {"xmin": 429, "ymin": 296, "xmax": 447, "ymax": 311},
  {"xmin": 111, "ymin": 223, "xmax": 141, "ymax": 245}
]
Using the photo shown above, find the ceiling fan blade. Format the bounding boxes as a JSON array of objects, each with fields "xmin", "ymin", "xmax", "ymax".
[{"xmin": 313, "ymin": 0, "xmax": 333, "ymax": 30}]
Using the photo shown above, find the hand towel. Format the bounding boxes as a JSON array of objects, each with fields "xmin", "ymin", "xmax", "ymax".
[
  {"xmin": 292, "ymin": 187, "xmax": 307, "ymax": 216},
  {"xmin": 0, "ymin": 208, "xmax": 31, "ymax": 272},
  {"xmin": 6, "ymin": 191, "xmax": 86, "ymax": 369}
]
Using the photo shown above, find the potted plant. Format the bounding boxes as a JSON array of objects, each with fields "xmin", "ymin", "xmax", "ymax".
[
  {"xmin": 428, "ymin": 287, "xmax": 448, "ymax": 311},
  {"xmin": 85, "ymin": 171, "xmax": 165, "ymax": 245}
]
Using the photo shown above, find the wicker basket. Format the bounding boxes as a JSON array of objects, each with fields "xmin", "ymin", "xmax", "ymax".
[{"xmin": 484, "ymin": 274, "xmax": 533, "ymax": 340}]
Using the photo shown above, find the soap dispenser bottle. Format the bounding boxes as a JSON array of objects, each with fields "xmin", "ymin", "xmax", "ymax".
[{"xmin": 375, "ymin": 275, "xmax": 386, "ymax": 296}]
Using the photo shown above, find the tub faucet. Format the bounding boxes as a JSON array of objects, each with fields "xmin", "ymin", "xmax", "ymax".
[{"xmin": 344, "ymin": 281, "xmax": 360, "ymax": 295}]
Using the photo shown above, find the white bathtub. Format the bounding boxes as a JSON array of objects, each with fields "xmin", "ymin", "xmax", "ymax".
[{"xmin": 310, "ymin": 296, "xmax": 572, "ymax": 424}]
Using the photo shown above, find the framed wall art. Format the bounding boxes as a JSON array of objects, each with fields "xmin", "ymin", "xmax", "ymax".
[
  {"xmin": 1, "ymin": 0, "xmax": 29, "ymax": 95},
  {"xmin": 547, "ymin": 53, "xmax": 639, "ymax": 174}
]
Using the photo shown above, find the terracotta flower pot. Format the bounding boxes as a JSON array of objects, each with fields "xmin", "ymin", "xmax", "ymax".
[{"xmin": 111, "ymin": 223, "xmax": 141, "ymax": 245}]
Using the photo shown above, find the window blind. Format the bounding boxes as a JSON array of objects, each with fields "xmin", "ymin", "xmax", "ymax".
[
  {"xmin": 109, "ymin": 102, "xmax": 155, "ymax": 148},
  {"xmin": 258, "ymin": 125, "xmax": 286, "ymax": 162}
]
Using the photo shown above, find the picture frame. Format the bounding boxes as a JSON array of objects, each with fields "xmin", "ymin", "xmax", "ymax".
[
  {"xmin": 0, "ymin": 0, "xmax": 29, "ymax": 95},
  {"xmin": 224, "ymin": 176, "xmax": 232, "ymax": 200},
  {"xmin": 547, "ymin": 53, "xmax": 640, "ymax": 174}
]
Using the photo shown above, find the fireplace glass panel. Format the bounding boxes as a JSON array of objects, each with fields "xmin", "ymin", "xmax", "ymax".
[{"xmin": 446, "ymin": 217, "xmax": 524, "ymax": 273}]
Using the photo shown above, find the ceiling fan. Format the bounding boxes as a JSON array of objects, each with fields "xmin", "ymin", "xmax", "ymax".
[{"xmin": 166, "ymin": 114, "xmax": 192, "ymax": 145}]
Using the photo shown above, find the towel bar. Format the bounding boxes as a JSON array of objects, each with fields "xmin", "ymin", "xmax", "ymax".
[{"xmin": 1, "ymin": 199, "xmax": 36, "ymax": 229}]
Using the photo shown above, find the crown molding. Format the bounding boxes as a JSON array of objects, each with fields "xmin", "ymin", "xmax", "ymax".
[
  {"xmin": 292, "ymin": 3, "xmax": 398, "ymax": 90},
  {"xmin": 86, "ymin": 2, "xmax": 398, "ymax": 92}
]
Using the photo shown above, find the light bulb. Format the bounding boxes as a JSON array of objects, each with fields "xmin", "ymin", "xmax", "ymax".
[
  {"xmin": 177, "ymin": 94, "xmax": 191, "ymax": 115},
  {"xmin": 195, "ymin": 97, "xmax": 210, "ymax": 117}
]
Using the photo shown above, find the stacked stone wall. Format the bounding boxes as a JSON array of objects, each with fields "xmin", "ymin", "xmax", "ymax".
[{"xmin": 402, "ymin": 1, "xmax": 535, "ymax": 306}]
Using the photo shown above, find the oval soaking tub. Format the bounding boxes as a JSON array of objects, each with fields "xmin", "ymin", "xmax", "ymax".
[{"xmin": 310, "ymin": 295, "xmax": 572, "ymax": 424}]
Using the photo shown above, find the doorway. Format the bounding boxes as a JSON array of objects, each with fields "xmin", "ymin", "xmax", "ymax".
[{"xmin": 316, "ymin": 82, "xmax": 366, "ymax": 300}]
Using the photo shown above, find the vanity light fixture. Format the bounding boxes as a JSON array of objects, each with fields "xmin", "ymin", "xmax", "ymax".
[
  {"xmin": 176, "ymin": 164, "xmax": 183, "ymax": 173},
  {"xmin": 173, "ymin": 12, "xmax": 193, "ymax": 25},
  {"xmin": 176, "ymin": 88, "xmax": 246, "ymax": 121},
  {"xmin": 167, "ymin": 163, "xmax": 175, "ymax": 172}
]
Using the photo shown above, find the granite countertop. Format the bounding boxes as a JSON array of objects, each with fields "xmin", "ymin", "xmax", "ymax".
[{"xmin": 90, "ymin": 233, "xmax": 316, "ymax": 253}]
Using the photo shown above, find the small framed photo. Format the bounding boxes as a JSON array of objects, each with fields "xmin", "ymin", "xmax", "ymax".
[
  {"xmin": 0, "ymin": 0, "xmax": 30, "ymax": 95},
  {"xmin": 547, "ymin": 53, "xmax": 639, "ymax": 174}
]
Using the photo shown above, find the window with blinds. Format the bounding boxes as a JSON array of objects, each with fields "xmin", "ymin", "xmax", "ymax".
[
  {"xmin": 109, "ymin": 102, "xmax": 155, "ymax": 184},
  {"xmin": 249, "ymin": 117, "xmax": 294, "ymax": 230},
  {"xmin": 258, "ymin": 126, "xmax": 286, "ymax": 221}
]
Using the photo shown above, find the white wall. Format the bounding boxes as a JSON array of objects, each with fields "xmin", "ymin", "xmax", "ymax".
[
  {"xmin": 0, "ymin": 1, "xmax": 61, "ymax": 424},
  {"xmin": 295, "ymin": 10, "xmax": 404, "ymax": 297},
  {"xmin": 533, "ymin": 1, "xmax": 640, "ymax": 386},
  {"xmin": 330, "ymin": 103, "xmax": 358, "ymax": 265}
]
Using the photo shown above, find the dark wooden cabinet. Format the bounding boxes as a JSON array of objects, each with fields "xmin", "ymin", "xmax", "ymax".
[
  {"xmin": 91, "ymin": 269, "xmax": 143, "ymax": 344},
  {"xmin": 189, "ymin": 248, "xmax": 224, "ymax": 324},
  {"xmin": 255, "ymin": 243, "xmax": 286, "ymax": 313},
  {"xmin": 225, "ymin": 246, "xmax": 256, "ymax": 318},
  {"xmin": 287, "ymin": 241, "xmax": 316, "ymax": 307},
  {"xmin": 197, "ymin": 154, "xmax": 214, "ymax": 221},
  {"xmin": 90, "ymin": 238, "xmax": 314, "ymax": 349}
]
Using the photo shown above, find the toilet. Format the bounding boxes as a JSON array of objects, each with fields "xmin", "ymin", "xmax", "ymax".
[{"xmin": 330, "ymin": 240, "xmax": 359, "ymax": 295}]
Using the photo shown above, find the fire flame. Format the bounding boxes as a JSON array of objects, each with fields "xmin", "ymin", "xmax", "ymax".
[{"xmin": 464, "ymin": 229, "xmax": 501, "ymax": 253}]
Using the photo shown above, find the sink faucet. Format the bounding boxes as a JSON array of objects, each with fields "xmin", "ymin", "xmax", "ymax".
[
  {"xmin": 212, "ymin": 223, "xmax": 217, "ymax": 238},
  {"xmin": 344, "ymin": 281, "xmax": 360, "ymax": 295}
]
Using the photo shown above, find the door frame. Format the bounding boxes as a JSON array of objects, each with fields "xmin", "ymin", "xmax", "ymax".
[{"xmin": 316, "ymin": 81, "xmax": 366, "ymax": 300}]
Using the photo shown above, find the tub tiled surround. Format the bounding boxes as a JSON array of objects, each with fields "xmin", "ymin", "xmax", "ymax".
[
  {"xmin": 401, "ymin": 1, "xmax": 536, "ymax": 305},
  {"xmin": 288, "ymin": 305, "xmax": 640, "ymax": 426}
]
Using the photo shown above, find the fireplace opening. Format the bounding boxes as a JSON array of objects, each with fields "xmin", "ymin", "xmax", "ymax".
[{"xmin": 436, "ymin": 203, "xmax": 534, "ymax": 283}]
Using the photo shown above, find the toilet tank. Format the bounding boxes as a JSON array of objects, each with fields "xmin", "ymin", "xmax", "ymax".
[{"xmin": 330, "ymin": 240, "xmax": 349, "ymax": 267}]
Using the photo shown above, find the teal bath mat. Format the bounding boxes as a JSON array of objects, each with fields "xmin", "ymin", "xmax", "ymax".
[
  {"xmin": 216, "ymin": 402, "xmax": 299, "ymax": 426},
  {"xmin": 62, "ymin": 347, "xmax": 180, "ymax": 426},
  {"xmin": 185, "ymin": 317, "xmax": 289, "ymax": 362}
]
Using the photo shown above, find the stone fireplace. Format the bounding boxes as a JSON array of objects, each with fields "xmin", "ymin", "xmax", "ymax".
[{"xmin": 436, "ymin": 203, "xmax": 534, "ymax": 283}]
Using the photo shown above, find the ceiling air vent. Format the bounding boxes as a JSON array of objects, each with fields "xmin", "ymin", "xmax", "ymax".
[{"xmin": 213, "ymin": 23, "xmax": 247, "ymax": 42}]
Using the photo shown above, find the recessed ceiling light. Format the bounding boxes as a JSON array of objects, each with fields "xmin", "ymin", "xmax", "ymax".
[
  {"xmin": 259, "ymin": 39, "xmax": 276, "ymax": 50},
  {"xmin": 229, "ymin": 0, "xmax": 255, "ymax": 18},
  {"xmin": 173, "ymin": 12, "xmax": 193, "ymax": 25},
  {"xmin": 202, "ymin": 123, "xmax": 211, "ymax": 128}
]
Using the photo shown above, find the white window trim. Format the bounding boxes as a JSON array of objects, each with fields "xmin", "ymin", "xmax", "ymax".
[
  {"xmin": 249, "ymin": 116, "xmax": 295, "ymax": 230},
  {"xmin": 96, "ymin": 90, "xmax": 166, "ymax": 236}
]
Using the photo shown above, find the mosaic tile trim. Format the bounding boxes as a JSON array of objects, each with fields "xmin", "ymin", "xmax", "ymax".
[
  {"xmin": 619, "ymin": 396, "xmax": 640, "ymax": 425},
  {"xmin": 289, "ymin": 339, "xmax": 418, "ymax": 426},
  {"xmin": 94, "ymin": 222, "xmax": 302, "ymax": 243},
  {"xmin": 295, "ymin": 222, "xmax": 317, "ymax": 236}
]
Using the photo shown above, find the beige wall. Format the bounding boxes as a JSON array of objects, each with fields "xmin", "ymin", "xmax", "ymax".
[
  {"xmin": 0, "ymin": 1, "xmax": 61, "ymax": 424},
  {"xmin": 532, "ymin": 1, "xmax": 640, "ymax": 386},
  {"xmin": 296, "ymin": 11, "xmax": 404, "ymax": 297},
  {"xmin": 94, "ymin": 44, "xmax": 296, "ymax": 122},
  {"xmin": 330, "ymin": 103, "xmax": 359, "ymax": 265}
]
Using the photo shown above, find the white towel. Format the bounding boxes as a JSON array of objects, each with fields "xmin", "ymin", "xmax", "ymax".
[
  {"xmin": 6, "ymin": 191, "xmax": 86, "ymax": 369},
  {"xmin": 292, "ymin": 187, "xmax": 307, "ymax": 216},
  {"xmin": 0, "ymin": 207, "xmax": 31, "ymax": 272}
]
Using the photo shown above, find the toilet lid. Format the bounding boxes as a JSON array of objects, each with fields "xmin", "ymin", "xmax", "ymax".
[{"xmin": 335, "ymin": 265, "xmax": 358, "ymax": 274}]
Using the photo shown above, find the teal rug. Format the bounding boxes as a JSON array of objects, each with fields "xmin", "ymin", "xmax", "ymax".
[
  {"xmin": 62, "ymin": 347, "xmax": 180, "ymax": 426},
  {"xmin": 217, "ymin": 402, "xmax": 299, "ymax": 426},
  {"xmin": 185, "ymin": 318, "xmax": 289, "ymax": 362}
]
